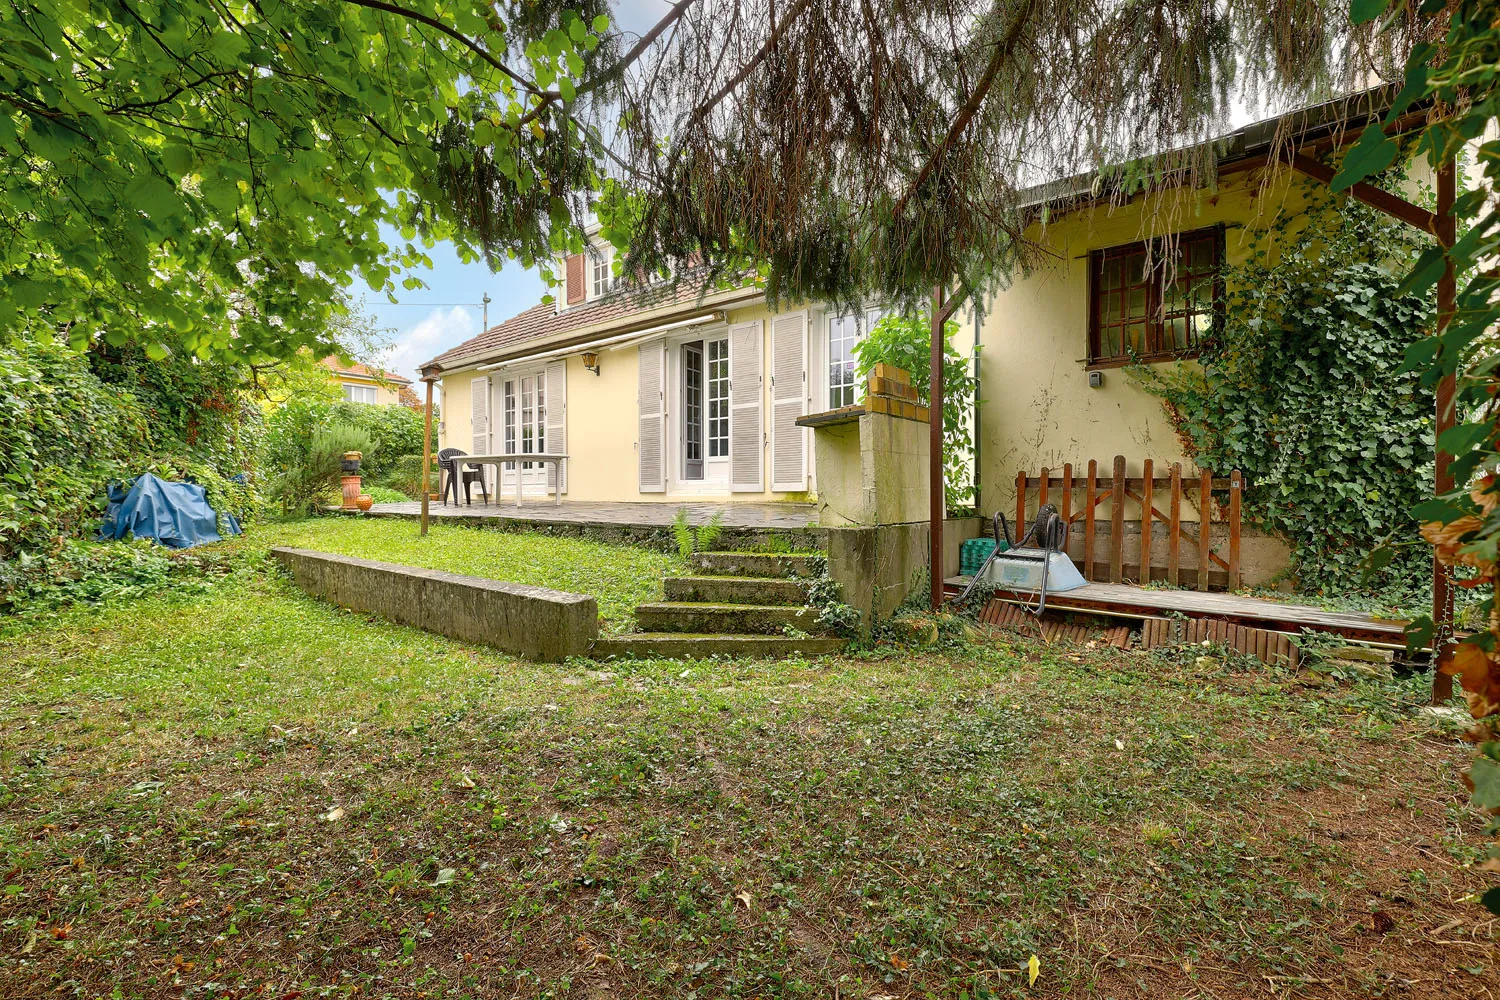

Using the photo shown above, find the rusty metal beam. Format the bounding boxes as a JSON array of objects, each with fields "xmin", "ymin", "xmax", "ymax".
[
  {"xmin": 930, "ymin": 286, "xmax": 946, "ymax": 610},
  {"xmin": 1289, "ymin": 153, "xmax": 1439, "ymax": 235},
  {"xmin": 420, "ymin": 366, "xmax": 440, "ymax": 537},
  {"xmin": 1433, "ymin": 158, "xmax": 1457, "ymax": 703}
]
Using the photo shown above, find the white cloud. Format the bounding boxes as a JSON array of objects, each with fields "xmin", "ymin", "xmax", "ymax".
[{"xmin": 378, "ymin": 306, "xmax": 478, "ymax": 384}]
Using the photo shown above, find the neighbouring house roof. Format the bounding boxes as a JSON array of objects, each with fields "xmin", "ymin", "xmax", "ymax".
[
  {"xmin": 421, "ymin": 273, "xmax": 761, "ymax": 374},
  {"xmin": 1017, "ymin": 84, "xmax": 1417, "ymax": 215},
  {"xmin": 320, "ymin": 356, "xmax": 413, "ymax": 385}
]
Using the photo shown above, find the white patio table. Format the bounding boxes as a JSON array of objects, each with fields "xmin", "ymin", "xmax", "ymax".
[{"xmin": 459, "ymin": 453, "xmax": 568, "ymax": 507}]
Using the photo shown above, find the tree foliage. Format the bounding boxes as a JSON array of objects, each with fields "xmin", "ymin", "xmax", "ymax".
[
  {"xmin": 0, "ymin": 0, "xmax": 627, "ymax": 361},
  {"xmin": 601, "ymin": 0, "xmax": 1430, "ymax": 313},
  {"xmin": 1131, "ymin": 184, "xmax": 1434, "ymax": 604},
  {"xmin": 1335, "ymin": 0, "xmax": 1500, "ymax": 913}
]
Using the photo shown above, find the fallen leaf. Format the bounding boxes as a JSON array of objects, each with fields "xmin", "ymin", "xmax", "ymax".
[
  {"xmin": 455, "ymin": 771, "xmax": 476, "ymax": 789},
  {"xmin": 431, "ymin": 867, "xmax": 455, "ymax": 886},
  {"xmin": 735, "ymin": 890, "xmax": 752, "ymax": 909},
  {"xmin": 320, "ymin": 806, "xmax": 345, "ymax": 822},
  {"xmin": 889, "ymin": 952, "xmax": 908, "ymax": 970},
  {"xmin": 1028, "ymin": 953, "xmax": 1040, "ymax": 986}
]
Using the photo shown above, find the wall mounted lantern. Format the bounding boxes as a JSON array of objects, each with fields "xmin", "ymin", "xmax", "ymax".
[{"xmin": 582, "ymin": 351, "xmax": 601, "ymax": 376}]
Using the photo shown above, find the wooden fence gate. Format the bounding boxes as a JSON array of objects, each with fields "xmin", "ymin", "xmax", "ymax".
[{"xmin": 1013, "ymin": 455, "xmax": 1243, "ymax": 591}]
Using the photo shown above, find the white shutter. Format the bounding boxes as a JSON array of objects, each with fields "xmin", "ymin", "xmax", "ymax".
[
  {"xmin": 469, "ymin": 375, "xmax": 491, "ymax": 494},
  {"xmin": 770, "ymin": 312, "xmax": 808, "ymax": 492},
  {"xmin": 545, "ymin": 360, "xmax": 567, "ymax": 493},
  {"xmin": 637, "ymin": 341, "xmax": 666, "ymax": 493},
  {"xmin": 728, "ymin": 320, "xmax": 764, "ymax": 492}
]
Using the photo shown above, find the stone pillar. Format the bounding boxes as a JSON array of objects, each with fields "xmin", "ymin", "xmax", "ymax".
[{"xmin": 796, "ymin": 366, "xmax": 980, "ymax": 626}]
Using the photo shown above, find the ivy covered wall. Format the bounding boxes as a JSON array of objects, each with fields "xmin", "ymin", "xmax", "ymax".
[
  {"xmin": 1131, "ymin": 182, "xmax": 1436, "ymax": 603},
  {"xmin": 0, "ymin": 338, "xmax": 261, "ymax": 568}
]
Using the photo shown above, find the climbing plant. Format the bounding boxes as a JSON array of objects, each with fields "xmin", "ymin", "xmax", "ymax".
[
  {"xmin": 1130, "ymin": 182, "xmax": 1435, "ymax": 604},
  {"xmin": 0, "ymin": 337, "xmax": 263, "ymax": 605},
  {"xmin": 853, "ymin": 312, "xmax": 977, "ymax": 512}
]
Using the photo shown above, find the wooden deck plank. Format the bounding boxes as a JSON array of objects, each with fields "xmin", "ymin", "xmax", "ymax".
[{"xmin": 946, "ymin": 577, "xmax": 1414, "ymax": 646}]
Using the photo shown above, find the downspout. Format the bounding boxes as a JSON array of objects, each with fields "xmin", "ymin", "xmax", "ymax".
[{"xmin": 971, "ymin": 302, "xmax": 983, "ymax": 515}]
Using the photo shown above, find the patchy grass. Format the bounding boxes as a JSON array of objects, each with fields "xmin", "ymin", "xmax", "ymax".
[
  {"xmin": 240, "ymin": 517, "xmax": 683, "ymax": 632},
  {"xmin": 0, "ymin": 565, "xmax": 1492, "ymax": 999}
]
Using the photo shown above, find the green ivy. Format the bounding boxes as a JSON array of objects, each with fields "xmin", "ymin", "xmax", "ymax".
[
  {"xmin": 1130, "ymin": 182, "xmax": 1435, "ymax": 605},
  {"xmin": 853, "ymin": 312, "xmax": 977, "ymax": 512},
  {"xmin": 0, "ymin": 337, "xmax": 263, "ymax": 606}
]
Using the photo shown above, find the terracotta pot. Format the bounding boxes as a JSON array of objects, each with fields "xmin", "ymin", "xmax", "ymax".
[
  {"xmin": 428, "ymin": 492, "xmax": 440, "ymax": 501},
  {"xmin": 355, "ymin": 494, "xmax": 374, "ymax": 512}
]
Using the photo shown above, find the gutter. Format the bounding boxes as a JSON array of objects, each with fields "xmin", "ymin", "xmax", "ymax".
[{"xmin": 425, "ymin": 284, "xmax": 766, "ymax": 376}]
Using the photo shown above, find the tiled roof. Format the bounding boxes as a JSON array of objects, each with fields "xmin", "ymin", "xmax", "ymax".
[
  {"xmin": 422, "ymin": 274, "xmax": 745, "ymax": 372},
  {"xmin": 320, "ymin": 356, "xmax": 412, "ymax": 384}
]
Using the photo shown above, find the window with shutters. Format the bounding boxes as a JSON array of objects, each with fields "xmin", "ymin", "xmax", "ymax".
[
  {"xmin": 590, "ymin": 245, "xmax": 614, "ymax": 299},
  {"xmin": 1088, "ymin": 226, "xmax": 1223, "ymax": 366}
]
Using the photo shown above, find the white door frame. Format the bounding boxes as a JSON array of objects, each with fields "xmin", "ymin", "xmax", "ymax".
[
  {"xmin": 665, "ymin": 325, "xmax": 731, "ymax": 496},
  {"xmin": 491, "ymin": 369, "xmax": 551, "ymax": 497}
]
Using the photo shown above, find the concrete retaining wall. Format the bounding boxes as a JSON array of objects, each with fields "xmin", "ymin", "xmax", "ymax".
[{"xmin": 272, "ymin": 547, "xmax": 597, "ymax": 662}]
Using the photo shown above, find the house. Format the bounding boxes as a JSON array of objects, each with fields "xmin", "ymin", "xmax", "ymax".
[
  {"xmin": 320, "ymin": 356, "xmax": 420, "ymax": 408},
  {"xmin": 423, "ymin": 254, "xmax": 889, "ymax": 502},
  {"xmin": 423, "ymin": 90, "xmax": 1424, "ymax": 562}
]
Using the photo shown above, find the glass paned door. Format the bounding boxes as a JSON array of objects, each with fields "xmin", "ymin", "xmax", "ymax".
[
  {"xmin": 682, "ymin": 341, "xmax": 704, "ymax": 480},
  {"xmin": 502, "ymin": 374, "xmax": 547, "ymax": 492}
]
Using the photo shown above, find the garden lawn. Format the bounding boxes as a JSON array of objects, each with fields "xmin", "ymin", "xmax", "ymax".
[
  {"xmin": 240, "ymin": 517, "xmax": 683, "ymax": 633},
  {"xmin": 0, "ymin": 566, "xmax": 1492, "ymax": 999}
]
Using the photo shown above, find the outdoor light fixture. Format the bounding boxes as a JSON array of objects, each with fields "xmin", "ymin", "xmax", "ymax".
[{"xmin": 582, "ymin": 351, "xmax": 601, "ymax": 376}]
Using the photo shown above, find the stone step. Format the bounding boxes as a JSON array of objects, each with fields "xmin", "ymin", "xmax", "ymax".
[
  {"xmin": 590, "ymin": 633, "xmax": 847, "ymax": 660},
  {"xmin": 689, "ymin": 551, "xmax": 823, "ymax": 579},
  {"xmin": 633, "ymin": 601, "xmax": 822, "ymax": 635},
  {"xmin": 662, "ymin": 575, "xmax": 808, "ymax": 606}
]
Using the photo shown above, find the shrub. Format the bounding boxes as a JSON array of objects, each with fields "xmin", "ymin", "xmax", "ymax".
[
  {"xmin": 363, "ymin": 485, "xmax": 409, "ymax": 504},
  {"xmin": 267, "ymin": 421, "xmax": 378, "ymax": 515},
  {"xmin": 262, "ymin": 398, "xmax": 427, "ymax": 511},
  {"xmin": 0, "ymin": 338, "xmax": 260, "ymax": 563},
  {"xmin": 853, "ymin": 312, "xmax": 976, "ymax": 511},
  {"xmin": 378, "ymin": 453, "xmax": 439, "ymax": 498}
]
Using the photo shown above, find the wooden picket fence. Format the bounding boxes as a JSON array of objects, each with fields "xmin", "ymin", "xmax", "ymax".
[{"xmin": 1014, "ymin": 455, "xmax": 1244, "ymax": 591}]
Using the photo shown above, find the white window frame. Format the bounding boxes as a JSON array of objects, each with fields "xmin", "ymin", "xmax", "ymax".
[
  {"xmin": 589, "ymin": 244, "xmax": 614, "ymax": 300},
  {"xmin": 498, "ymin": 368, "xmax": 551, "ymax": 495},
  {"xmin": 343, "ymin": 383, "xmax": 379, "ymax": 404},
  {"xmin": 825, "ymin": 307, "xmax": 886, "ymax": 411}
]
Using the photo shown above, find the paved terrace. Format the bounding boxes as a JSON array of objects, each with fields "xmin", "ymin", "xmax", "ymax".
[{"xmin": 364, "ymin": 499, "xmax": 817, "ymax": 530}]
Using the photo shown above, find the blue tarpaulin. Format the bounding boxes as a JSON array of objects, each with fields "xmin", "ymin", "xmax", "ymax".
[{"xmin": 98, "ymin": 473, "xmax": 241, "ymax": 549}]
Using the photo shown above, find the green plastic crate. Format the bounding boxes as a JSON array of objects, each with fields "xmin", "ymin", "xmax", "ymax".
[{"xmin": 960, "ymin": 537, "xmax": 1008, "ymax": 577}]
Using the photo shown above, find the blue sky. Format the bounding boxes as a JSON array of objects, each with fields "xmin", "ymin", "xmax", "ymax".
[{"xmin": 367, "ymin": 0, "xmax": 668, "ymax": 382}]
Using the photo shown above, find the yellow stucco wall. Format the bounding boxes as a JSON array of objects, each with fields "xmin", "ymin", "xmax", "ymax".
[
  {"xmin": 975, "ymin": 166, "xmax": 1328, "ymax": 520},
  {"xmin": 438, "ymin": 299, "xmax": 821, "ymax": 503}
]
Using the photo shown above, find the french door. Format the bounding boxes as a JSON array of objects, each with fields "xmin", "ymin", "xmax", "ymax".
[
  {"xmin": 501, "ymin": 372, "xmax": 547, "ymax": 493},
  {"xmin": 677, "ymin": 336, "xmax": 730, "ymax": 488}
]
